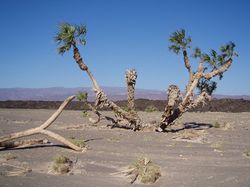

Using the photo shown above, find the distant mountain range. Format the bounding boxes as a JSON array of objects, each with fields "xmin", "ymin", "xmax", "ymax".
[{"xmin": 0, "ymin": 87, "xmax": 249, "ymax": 101}]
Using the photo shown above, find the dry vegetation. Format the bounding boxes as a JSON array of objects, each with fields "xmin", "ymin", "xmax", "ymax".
[
  {"xmin": 115, "ymin": 157, "xmax": 161, "ymax": 184},
  {"xmin": 51, "ymin": 155, "xmax": 73, "ymax": 174}
]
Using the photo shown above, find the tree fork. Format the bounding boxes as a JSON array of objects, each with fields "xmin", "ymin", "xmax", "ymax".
[
  {"xmin": 0, "ymin": 96, "xmax": 84, "ymax": 152},
  {"xmin": 72, "ymin": 46, "xmax": 141, "ymax": 129}
]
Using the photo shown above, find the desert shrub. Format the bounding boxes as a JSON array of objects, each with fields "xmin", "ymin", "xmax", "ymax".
[
  {"xmin": 213, "ymin": 121, "xmax": 227, "ymax": 128},
  {"xmin": 126, "ymin": 157, "xmax": 161, "ymax": 184},
  {"xmin": 244, "ymin": 150, "xmax": 250, "ymax": 157},
  {"xmin": 81, "ymin": 110, "xmax": 89, "ymax": 117},
  {"xmin": 52, "ymin": 155, "xmax": 72, "ymax": 174},
  {"xmin": 213, "ymin": 121, "xmax": 222, "ymax": 128},
  {"xmin": 68, "ymin": 137, "xmax": 86, "ymax": 148},
  {"xmin": 145, "ymin": 105, "xmax": 158, "ymax": 112}
]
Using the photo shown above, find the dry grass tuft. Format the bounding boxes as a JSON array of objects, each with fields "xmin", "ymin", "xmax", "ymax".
[
  {"xmin": 68, "ymin": 137, "xmax": 86, "ymax": 148},
  {"xmin": 120, "ymin": 157, "xmax": 161, "ymax": 184},
  {"xmin": 244, "ymin": 150, "xmax": 250, "ymax": 157},
  {"xmin": 52, "ymin": 155, "xmax": 73, "ymax": 174},
  {"xmin": 213, "ymin": 121, "xmax": 231, "ymax": 130}
]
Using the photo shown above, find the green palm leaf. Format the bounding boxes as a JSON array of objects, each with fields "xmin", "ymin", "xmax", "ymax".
[{"xmin": 54, "ymin": 23, "xmax": 87, "ymax": 55}]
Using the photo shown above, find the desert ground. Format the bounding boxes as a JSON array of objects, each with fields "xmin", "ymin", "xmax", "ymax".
[{"xmin": 0, "ymin": 108, "xmax": 250, "ymax": 187}]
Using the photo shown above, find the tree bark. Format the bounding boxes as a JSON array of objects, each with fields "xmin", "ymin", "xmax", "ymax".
[
  {"xmin": 159, "ymin": 85, "xmax": 181, "ymax": 131},
  {"xmin": 0, "ymin": 96, "xmax": 84, "ymax": 151},
  {"xmin": 72, "ymin": 46, "xmax": 141, "ymax": 129},
  {"xmin": 203, "ymin": 59, "xmax": 232, "ymax": 79},
  {"xmin": 125, "ymin": 69, "xmax": 141, "ymax": 130},
  {"xmin": 159, "ymin": 63, "xmax": 205, "ymax": 131},
  {"xmin": 183, "ymin": 50, "xmax": 194, "ymax": 92},
  {"xmin": 126, "ymin": 69, "xmax": 137, "ymax": 111}
]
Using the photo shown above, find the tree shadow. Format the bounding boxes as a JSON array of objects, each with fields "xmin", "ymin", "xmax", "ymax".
[
  {"xmin": 166, "ymin": 122, "xmax": 213, "ymax": 133},
  {"xmin": 107, "ymin": 123, "xmax": 134, "ymax": 130},
  {"xmin": 0, "ymin": 143, "xmax": 70, "ymax": 151},
  {"xmin": 0, "ymin": 138, "xmax": 103, "ymax": 151}
]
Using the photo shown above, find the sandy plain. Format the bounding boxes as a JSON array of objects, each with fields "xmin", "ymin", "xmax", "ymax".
[{"xmin": 0, "ymin": 109, "xmax": 250, "ymax": 187}]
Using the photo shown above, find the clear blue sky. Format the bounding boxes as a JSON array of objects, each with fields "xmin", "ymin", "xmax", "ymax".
[{"xmin": 0, "ymin": 0, "xmax": 250, "ymax": 95}]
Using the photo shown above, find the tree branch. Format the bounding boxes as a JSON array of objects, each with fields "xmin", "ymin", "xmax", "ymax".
[
  {"xmin": 203, "ymin": 59, "xmax": 232, "ymax": 79},
  {"xmin": 188, "ymin": 91, "xmax": 212, "ymax": 110},
  {"xmin": 0, "ymin": 96, "xmax": 84, "ymax": 152},
  {"xmin": 183, "ymin": 50, "xmax": 194, "ymax": 91},
  {"xmin": 72, "ymin": 46, "xmax": 141, "ymax": 129}
]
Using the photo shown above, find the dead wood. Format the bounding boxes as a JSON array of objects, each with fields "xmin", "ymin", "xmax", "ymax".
[
  {"xmin": 0, "ymin": 96, "xmax": 84, "ymax": 151},
  {"xmin": 159, "ymin": 47, "xmax": 234, "ymax": 131},
  {"xmin": 73, "ymin": 46, "xmax": 141, "ymax": 130}
]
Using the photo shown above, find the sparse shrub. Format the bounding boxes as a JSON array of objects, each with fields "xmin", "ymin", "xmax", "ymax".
[
  {"xmin": 52, "ymin": 155, "xmax": 72, "ymax": 174},
  {"xmin": 213, "ymin": 121, "xmax": 222, "ymax": 128},
  {"xmin": 213, "ymin": 121, "xmax": 226, "ymax": 128},
  {"xmin": 244, "ymin": 150, "xmax": 250, "ymax": 157},
  {"xmin": 68, "ymin": 137, "xmax": 86, "ymax": 148},
  {"xmin": 125, "ymin": 157, "xmax": 161, "ymax": 184},
  {"xmin": 81, "ymin": 110, "xmax": 89, "ymax": 117},
  {"xmin": 213, "ymin": 121, "xmax": 231, "ymax": 130},
  {"xmin": 145, "ymin": 105, "xmax": 158, "ymax": 112}
]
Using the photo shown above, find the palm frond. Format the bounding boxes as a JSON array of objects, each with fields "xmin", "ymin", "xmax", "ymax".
[
  {"xmin": 202, "ymin": 53, "xmax": 210, "ymax": 63},
  {"xmin": 210, "ymin": 49, "xmax": 217, "ymax": 59},
  {"xmin": 57, "ymin": 45, "xmax": 69, "ymax": 55},
  {"xmin": 192, "ymin": 47, "xmax": 202, "ymax": 58},
  {"xmin": 169, "ymin": 29, "xmax": 191, "ymax": 52},
  {"xmin": 220, "ymin": 41, "xmax": 237, "ymax": 59},
  {"xmin": 54, "ymin": 23, "xmax": 87, "ymax": 54},
  {"xmin": 169, "ymin": 45, "xmax": 181, "ymax": 54}
]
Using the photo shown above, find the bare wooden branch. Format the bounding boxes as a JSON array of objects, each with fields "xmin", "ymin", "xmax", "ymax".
[
  {"xmin": 188, "ymin": 91, "xmax": 212, "ymax": 110},
  {"xmin": 183, "ymin": 50, "xmax": 194, "ymax": 92},
  {"xmin": 0, "ymin": 96, "xmax": 83, "ymax": 152},
  {"xmin": 203, "ymin": 59, "xmax": 232, "ymax": 79},
  {"xmin": 159, "ymin": 61, "xmax": 205, "ymax": 131}
]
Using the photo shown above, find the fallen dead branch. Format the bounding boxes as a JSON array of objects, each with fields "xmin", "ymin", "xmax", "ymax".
[{"xmin": 0, "ymin": 95, "xmax": 84, "ymax": 152}]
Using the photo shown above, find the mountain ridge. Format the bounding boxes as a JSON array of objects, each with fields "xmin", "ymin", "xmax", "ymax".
[{"xmin": 0, "ymin": 87, "xmax": 249, "ymax": 101}]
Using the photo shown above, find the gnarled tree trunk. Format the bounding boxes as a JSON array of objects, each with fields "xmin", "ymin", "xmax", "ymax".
[
  {"xmin": 73, "ymin": 46, "xmax": 141, "ymax": 129},
  {"xmin": 159, "ymin": 57, "xmax": 233, "ymax": 132},
  {"xmin": 125, "ymin": 69, "xmax": 141, "ymax": 130}
]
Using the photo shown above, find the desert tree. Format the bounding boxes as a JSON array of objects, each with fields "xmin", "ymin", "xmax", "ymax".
[
  {"xmin": 158, "ymin": 29, "xmax": 238, "ymax": 131},
  {"xmin": 54, "ymin": 23, "xmax": 141, "ymax": 130}
]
